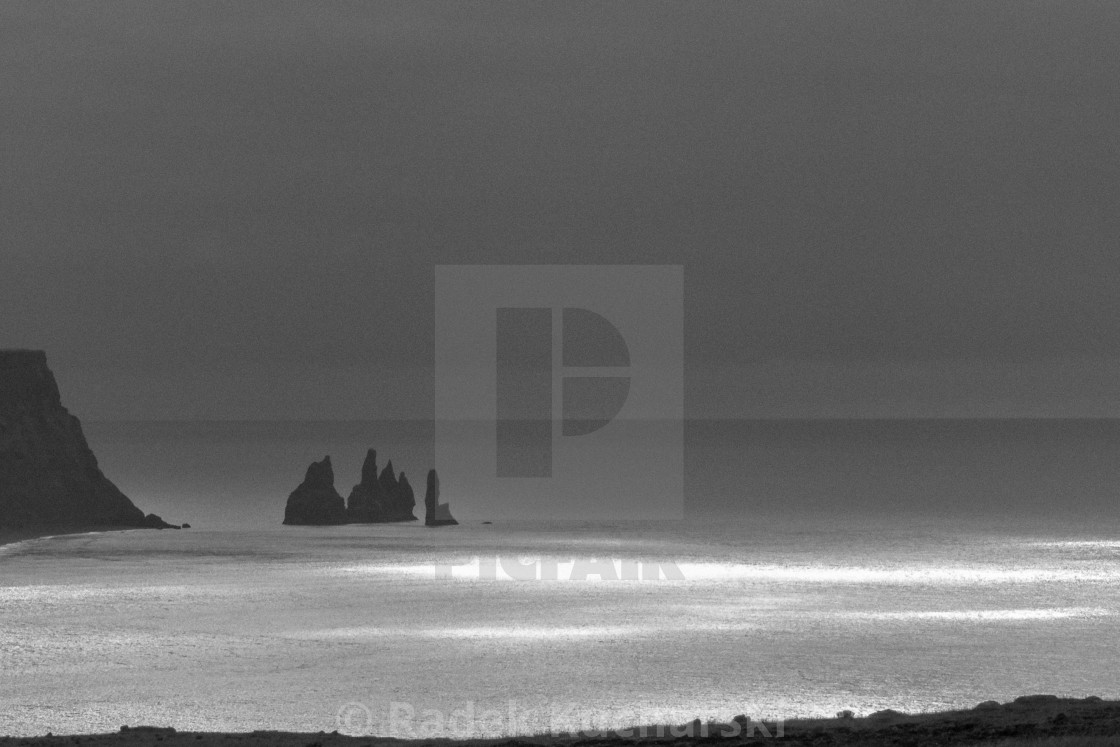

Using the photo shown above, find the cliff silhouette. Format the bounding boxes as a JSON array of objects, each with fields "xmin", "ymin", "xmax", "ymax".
[{"xmin": 0, "ymin": 350, "xmax": 174, "ymax": 529}]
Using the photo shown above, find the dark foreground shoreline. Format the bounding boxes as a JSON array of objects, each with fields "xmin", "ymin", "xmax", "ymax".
[{"xmin": 3, "ymin": 696, "xmax": 1118, "ymax": 746}]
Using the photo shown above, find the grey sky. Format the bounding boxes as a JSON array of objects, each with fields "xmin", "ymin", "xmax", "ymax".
[{"xmin": 3, "ymin": 1, "xmax": 1120, "ymax": 419}]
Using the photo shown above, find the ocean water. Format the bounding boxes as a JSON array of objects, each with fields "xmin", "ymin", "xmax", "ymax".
[
  {"xmin": 79, "ymin": 419, "xmax": 1120, "ymax": 526},
  {"xmin": 4, "ymin": 419, "xmax": 1120, "ymax": 737},
  {"xmin": 3, "ymin": 518, "xmax": 1120, "ymax": 737}
]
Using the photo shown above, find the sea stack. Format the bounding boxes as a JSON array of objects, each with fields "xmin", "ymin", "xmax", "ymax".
[
  {"xmin": 283, "ymin": 456, "xmax": 347, "ymax": 525},
  {"xmin": 345, "ymin": 449, "xmax": 382, "ymax": 522},
  {"xmin": 398, "ymin": 472, "xmax": 416, "ymax": 517},
  {"xmin": 345, "ymin": 449, "xmax": 416, "ymax": 523},
  {"xmin": 424, "ymin": 468, "xmax": 458, "ymax": 527},
  {"xmin": 378, "ymin": 460, "xmax": 399, "ymax": 499},
  {"xmin": 0, "ymin": 350, "xmax": 175, "ymax": 529}
]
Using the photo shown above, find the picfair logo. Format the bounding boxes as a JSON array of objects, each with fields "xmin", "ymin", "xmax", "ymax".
[
  {"xmin": 496, "ymin": 306, "xmax": 631, "ymax": 477},
  {"xmin": 435, "ymin": 266, "xmax": 683, "ymax": 519}
]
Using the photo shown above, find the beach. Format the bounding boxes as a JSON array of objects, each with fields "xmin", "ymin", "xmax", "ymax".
[
  {"xmin": 4, "ymin": 522, "xmax": 1119, "ymax": 739},
  {"xmin": 0, "ymin": 526, "xmax": 141, "ymax": 551}
]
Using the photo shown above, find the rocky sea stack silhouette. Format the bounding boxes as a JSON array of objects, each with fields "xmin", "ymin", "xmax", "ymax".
[
  {"xmin": 424, "ymin": 468, "xmax": 458, "ymax": 526},
  {"xmin": 284, "ymin": 449, "xmax": 445, "ymax": 526},
  {"xmin": 345, "ymin": 449, "xmax": 417, "ymax": 523},
  {"xmin": 282, "ymin": 455, "xmax": 347, "ymax": 525},
  {"xmin": 0, "ymin": 350, "xmax": 176, "ymax": 529}
]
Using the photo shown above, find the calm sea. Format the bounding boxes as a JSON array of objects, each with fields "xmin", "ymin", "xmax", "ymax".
[{"xmin": 2, "ymin": 420, "xmax": 1120, "ymax": 737}]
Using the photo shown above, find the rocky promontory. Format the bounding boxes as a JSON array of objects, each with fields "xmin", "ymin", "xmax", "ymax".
[{"xmin": 0, "ymin": 350, "xmax": 176, "ymax": 530}]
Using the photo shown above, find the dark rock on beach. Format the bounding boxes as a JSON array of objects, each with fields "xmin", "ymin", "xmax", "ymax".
[
  {"xmin": 282, "ymin": 456, "xmax": 347, "ymax": 525},
  {"xmin": 0, "ymin": 350, "xmax": 167, "ymax": 530}
]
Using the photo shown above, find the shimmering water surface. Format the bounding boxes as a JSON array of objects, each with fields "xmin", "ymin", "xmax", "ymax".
[{"xmin": 2, "ymin": 518, "xmax": 1119, "ymax": 737}]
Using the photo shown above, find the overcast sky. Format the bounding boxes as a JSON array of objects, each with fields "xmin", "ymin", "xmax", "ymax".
[{"xmin": 3, "ymin": 1, "xmax": 1120, "ymax": 419}]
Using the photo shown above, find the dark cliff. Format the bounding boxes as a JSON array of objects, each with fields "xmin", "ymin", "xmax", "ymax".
[{"xmin": 0, "ymin": 350, "xmax": 171, "ymax": 528}]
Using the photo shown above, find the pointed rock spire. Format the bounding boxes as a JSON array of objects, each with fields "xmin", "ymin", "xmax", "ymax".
[
  {"xmin": 360, "ymin": 449, "xmax": 379, "ymax": 486},
  {"xmin": 424, "ymin": 469, "xmax": 438, "ymax": 523},
  {"xmin": 379, "ymin": 460, "xmax": 399, "ymax": 495},
  {"xmin": 425, "ymin": 469, "xmax": 457, "ymax": 526},
  {"xmin": 304, "ymin": 455, "xmax": 335, "ymax": 488},
  {"xmin": 398, "ymin": 472, "xmax": 416, "ymax": 513},
  {"xmin": 342, "ymin": 448, "xmax": 417, "ymax": 524}
]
